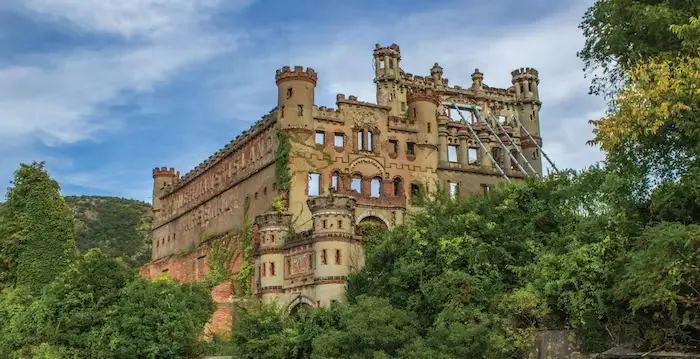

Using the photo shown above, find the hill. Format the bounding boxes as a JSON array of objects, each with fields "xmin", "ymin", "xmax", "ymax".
[{"xmin": 65, "ymin": 195, "xmax": 152, "ymax": 268}]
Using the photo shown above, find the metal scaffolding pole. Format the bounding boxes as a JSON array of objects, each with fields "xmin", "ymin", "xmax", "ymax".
[
  {"xmin": 472, "ymin": 108, "xmax": 529, "ymax": 175},
  {"xmin": 512, "ymin": 115, "xmax": 559, "ymax": 173},
  {"xmin": 487, "ymin": 113, "xmax": 538, "ymax": 176},
  {"xmin": 447, "ymin": 103, "xmax": 510, "ymax": 182}
]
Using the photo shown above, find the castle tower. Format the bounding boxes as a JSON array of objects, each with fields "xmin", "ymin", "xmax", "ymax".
[
  {"xmin": 408, "ymin": 89, "xmax": 439, "ymax": 147},
  {"xmin": 254, "ymin": 211, "xmax": 292, "ymax": 303},
  {"xmin": 373, "ymin": 44, "xmax": 402, "ymax": 116},
  {"xmin": 152, "ymin": 167, "xmax": 179, "ymax": 214},
  {"xmin": 511, "ymin": 67, "xmax": 543, "ymax": 176},
  {"xmin": 275, "ymin": 66, "xmax": 318, "ymax": 139},
  {"xmin": 307, "ymin": 194, "xmax": 357, "ymax": 307}
]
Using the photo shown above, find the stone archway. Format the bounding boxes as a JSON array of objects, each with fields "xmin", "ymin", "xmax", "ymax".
[
  {"xmin": 287, "ymin": 295, "xmax": 316, "ymax": 319},
  {"xmin": 290, "ymin": 302, "xmax": 313, "ymax": 319},
  {"xmin": 356, "ymin": 215, "xmax": 389, "ymax": 237}
]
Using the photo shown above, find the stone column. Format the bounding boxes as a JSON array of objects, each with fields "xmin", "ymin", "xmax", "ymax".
[
  {"xmin": 438, "ymin": 135, "xmax": 448, "ymax": 163},
  {"xmin": 458, "ymin": 134, "xmax": 469, "ymax": 165}
]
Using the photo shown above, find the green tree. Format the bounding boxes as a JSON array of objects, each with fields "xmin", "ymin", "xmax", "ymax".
[
  {"xmin": 97, "ymin": 275, "xmax": 215, "ymax": 358},
  {"xmin": 0, "ymin": 162, "xmax": 77, "ymax": 294},
  {"xmin": 311, "ymin": 296, "xmax": 420, "ymax": 359},
  {"xmin": 578, "ymin": 0, "xmax": 700, "ymax": 97},
  {"xmin": 228, "ymin": 298, "xmax": 301, "ymax": 359}
]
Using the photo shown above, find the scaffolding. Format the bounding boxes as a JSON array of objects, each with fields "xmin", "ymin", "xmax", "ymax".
[
  {"xmin": 471, "ymin": 108, "xmax": 530, "ymax": 176},
  {"xmin": 511, "ymin": 115, "xmax": 559, "ymax": 173},
  {"xmin": 487, "ymin": 113, "xmax": 538, "ymax": 176},
  {"xmin": 446, "ymin": 103, "xmax": 510, "ymax": 182},
  {"xmin": 445, "ymin": 102, "xmax": 560, "ymax": 179}
]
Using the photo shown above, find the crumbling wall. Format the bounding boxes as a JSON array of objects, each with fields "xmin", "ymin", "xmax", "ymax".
[{"xmin": 139, "ymin": 245, "xmax": 242, "ymax": 336}]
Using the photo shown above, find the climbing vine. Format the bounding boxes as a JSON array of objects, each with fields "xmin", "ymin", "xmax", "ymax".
[
  {"xmin": 233, "ymin": 219, "xmax": 254, "ymax": 296},
  {"xmin": 275, "ymin": 130, "xmax": 292, "ymax": 192}
]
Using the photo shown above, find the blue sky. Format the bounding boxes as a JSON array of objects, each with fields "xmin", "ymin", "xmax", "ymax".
[{"xmin": 0, "ymin": 0, "xmax": 606, "ymax": 203}]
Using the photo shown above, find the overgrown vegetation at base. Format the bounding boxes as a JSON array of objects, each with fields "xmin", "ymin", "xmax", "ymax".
[
  {"xmin": 65, "ymin": 195, "xmax": 152, "ymax": 268},
  {"xmin": 0, "ymin": 163, "xmax": 215, "ymax": 358}
]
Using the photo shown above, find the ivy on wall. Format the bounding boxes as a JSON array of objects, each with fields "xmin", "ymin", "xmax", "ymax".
[{"xmin": 275, "ymin": 130, "xmax": 292, "ymax": 192}]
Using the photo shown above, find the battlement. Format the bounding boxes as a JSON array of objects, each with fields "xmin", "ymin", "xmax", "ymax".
[
  {"xmin": 255, "ymin": 211, "xmax": 292, "ymax": 230},
  {"xmin": 407, "ymin": 88, "xmax": 440, "ymax": 105},
  {"xmin": 336, "ymin": 94, "xmax": 389, "ymax": 110},
  {"xmin": 511, "ymin": 67, "xmax": 539, "ymax": 79},
  {"xmin": 307, "ymin": 194, "xmax": 356, "ymax": 213},
  {"xmin": 275, "ymin": 66, "xmax": 318, "ymax": 86},
  {"xmin": 373, "ymin": 43, "xmax": 401, "ymax": 59},
  {"xmin": 153, "ymin": 167, "xmax": 179, "ymax": 178}
]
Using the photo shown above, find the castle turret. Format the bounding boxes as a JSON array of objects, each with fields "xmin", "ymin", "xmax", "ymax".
[
  {"xmin": 407, "ymin": 89, "xmax": 439, "ymax": 147},
  {"xmin": 471, "ymin": 68, "xmax": 484, "ymax": 91},
  {"xmin": 431, "ymin": 63, "xmax": 444, "ymax": 88},
  {"xmin": 511, "ymin": 67, "xmax": 542, "ymax": 175},
  {"xmin": 152, "ymin": 167, "xmax": 179, "ymax": 214},
  {"xmin": 307, "ymin": 194, "xmax": 357, "ymax": 307},
  {"xmin": 276, "ymin": 66, "xmax": 317, "ymax": 138},
  {"xmin": 254, "ymin": 211, "xmax": 292, "ymax": 303},
  {"xmin": 373, "ymin": 44, "xmax": 402, "ymax": 116}
]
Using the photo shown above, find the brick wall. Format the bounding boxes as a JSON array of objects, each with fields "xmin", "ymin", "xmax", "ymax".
[{"xmin": 140, "ymin": 244, "xmax": 244, "ymax": 337}]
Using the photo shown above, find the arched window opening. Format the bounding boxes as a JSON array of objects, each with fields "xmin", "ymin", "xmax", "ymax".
[
  {"xmin": 393, "ymin": 177, "xmax": 402, "ymax": 196},
  {"xmin": 351, "ymin": 174, "xmax": 362, "ymax": 193},
  {"xmin": 370, "ymin": 177, "xmax": 381, "ymax": 198}
]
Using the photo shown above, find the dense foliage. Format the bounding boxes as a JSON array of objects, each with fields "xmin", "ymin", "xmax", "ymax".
[
  {"xmin": 0, "ymin": 163, "xmax": 215, "ymax": 358},
  {"xmin": 0, "ymin": 162, "xmax": 77, "ymax": 294},
  {"xmin": 65, "ymin": 195, "xmax": 152, "ymax": 268}
]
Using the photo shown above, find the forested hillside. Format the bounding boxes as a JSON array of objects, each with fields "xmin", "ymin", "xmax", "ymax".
[{"xmin": 64, "ymin": 196, "xmax": 152, "ymax": 268}]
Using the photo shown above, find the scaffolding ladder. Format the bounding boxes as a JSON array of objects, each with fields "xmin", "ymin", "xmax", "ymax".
[
  {"xmin": 486, "ymin": 113, "xmax": 539, "ymax": 176},
  {"xmin": 512, "ymin": 115, "xmax": 559, "ymax": 173},
  {"xmin": 446, "ymin": 103, "xmax": 510, "ymax": 182}
]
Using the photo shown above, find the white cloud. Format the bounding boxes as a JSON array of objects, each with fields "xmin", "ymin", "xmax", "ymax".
[{"xmin": 20, "ymin": 0, "xmax": 249, "ymax": 38}]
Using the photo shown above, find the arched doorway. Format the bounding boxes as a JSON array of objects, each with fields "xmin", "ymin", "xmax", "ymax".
[
  {"xmin": 290, "ymin": 302, "xmax": 313, "ymax": 319},
  {"xmin": 356, "ymin": 216, "xmax": 389, "ymax": 237}
]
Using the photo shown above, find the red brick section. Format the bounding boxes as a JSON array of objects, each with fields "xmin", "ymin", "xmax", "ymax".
[{"xmin": 140, "ymin": 245, "xmax": 249, "ymax": 338}]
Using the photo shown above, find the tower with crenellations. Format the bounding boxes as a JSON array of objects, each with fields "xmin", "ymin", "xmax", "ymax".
[{"xmin": 141, "ymin": 42, "xmax": 547, "ymax": 334}]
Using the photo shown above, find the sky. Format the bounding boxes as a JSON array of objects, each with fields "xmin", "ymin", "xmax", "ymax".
[{"xmin": 0, "ymin": 0, "xmax": 607, "ymax": 203}]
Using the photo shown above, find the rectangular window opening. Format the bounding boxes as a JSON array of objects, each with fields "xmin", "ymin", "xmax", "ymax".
[
  {"xmin": 334, "ymin": 133, "xmax": 344, "ymax": 147},
  {"xmin": 406, "ymin": 142, "xmax": 415, "ymax": 156},
  {"xmin": 389, "ymin": 139, "xmax": 398, "ymax": 153},
  {"xmin": 367, "ymin": 131, "xmax": 373, "ymax": 152},
  {"xmin": 270, "ymin": 262, "xmax": 276, "ymax": 276},
  {"xmin": 287, "ymin": 88, "xmax": 293, "ymax": 98},
  {"xmin": 335, "ymin": 249, "xmax": 342, "ymax": 265},
  {"xmin": 321, "ymin": 249, "xmax": 328, "ymax": 265},
  {"xmin": 468, "ymin": 147, "xmax": 479, "ymax": 165},
  {"xmin": 308, "ymin": 173, "xmax": 321, "ymax": 197},
  {"xmin": 357, "ymin": 131, "xmax": 364, "ymax": 151},
  {"xmin": 449, "ymin": 182, "xmax": 458, "ymax": 200},
  {"xmin": 315, "ymin": 131, "xmax": 325, "ymax": 145},
  {"xmin": 297, "ymin": 105, "xmax": 304, "ymax": 116},
  {"xmin": 447, "ymin": 145, "xmax": 458, "ymax": 163}
]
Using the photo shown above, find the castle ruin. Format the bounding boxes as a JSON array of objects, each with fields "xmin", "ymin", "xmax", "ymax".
[{"xmin": 140, "ymin": 43, "xmax": 544, "ymax": 333}]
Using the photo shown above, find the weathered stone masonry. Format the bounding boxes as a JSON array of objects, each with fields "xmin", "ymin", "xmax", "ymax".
[{"xmin": 140, "ymin": 43, "xmax": 545, "ymax": 334}]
